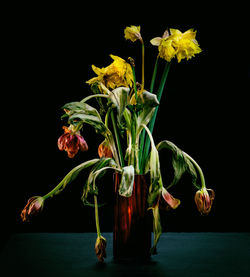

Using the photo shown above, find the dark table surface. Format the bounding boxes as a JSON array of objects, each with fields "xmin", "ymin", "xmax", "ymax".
[{"xmin": 0, "ymin": 232, "xmax": 249, "ymax": 277}]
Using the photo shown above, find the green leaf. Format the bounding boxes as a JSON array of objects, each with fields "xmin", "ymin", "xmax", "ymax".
[
  {"xmin": 109, "ymin": 87, "xmax": 129, "ymax": 123},
  {"xmin": 136, "ymin": 91, "xmax": 159, "ymax": 135},
  {"xmin": 82, "ymin": 158, "xmax": 117, "ymax": 204},
  {"xmin": 156, "ymin": 140, "xmax": 198, "ymax": 189},
  {"xmin": 142, "ymin": 124, "xmax": 162, "ymax": 207},
  {"xmin": 62, "ymin": 101, "xmax": 108, "ymax": 135},
  {"xmin": 150, "ymin": 203, "xmax": 162, "ymax": 255},
  {"xmin": 118, "ymin": 165, "xmax": 135, "ymax": 197},
  {"xmin": 44, "ymin": 159, "xmax": 100, "ymax": 198}
]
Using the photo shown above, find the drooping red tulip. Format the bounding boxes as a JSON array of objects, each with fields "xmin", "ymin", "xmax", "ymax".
[
  {"xmin": 194, "ymin": 188, "xmax": 215, "ymax": 215},
  {"xmin": 58, "ymin": 126, "xmax": 88, "ymax": 158}
]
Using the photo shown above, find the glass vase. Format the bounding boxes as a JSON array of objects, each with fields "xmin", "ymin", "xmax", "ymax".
[{"xmin": 113, "ymin": 172, "xmax": 152, "ymax": 261}]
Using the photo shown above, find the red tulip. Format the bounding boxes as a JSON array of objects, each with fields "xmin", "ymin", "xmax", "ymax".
[
  {"xmin": 58, "ymin": 126, "xmax": 88, "ymax": 158},
  {"xmin": 194, "ymin": 188, "xmax": 215, "ymax": 215},
  {"xmin": 21, "ymin": 196, "xmax": 44, "ymax": 222}
]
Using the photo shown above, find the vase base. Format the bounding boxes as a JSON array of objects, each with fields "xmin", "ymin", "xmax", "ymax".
[{"xmin": 113, "ymin": 255, "xmax": 152, "ymax": 264}]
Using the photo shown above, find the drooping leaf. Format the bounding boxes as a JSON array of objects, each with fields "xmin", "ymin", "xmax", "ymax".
[
  {"xmin": 62, "ymin": 101, "xmax": 108, "ymax": 135},
  {"xmin": 89, "ymin": 83, "xmax": 107, "ymax": 115},
  {"xmin": 147, "ymin": 145, "xmax": 162, "ymax": 207},
  {"xmin": 136, "ymin": 90, "xmax": 159, "ymax": 135},
  {"xmin": 82, "ymin": 158, "xmax": 117, "ymax": 205},
  {"xmin": 142, "ymin": 124, "xmax": 162, "ymax": 207},
  {"xmin": 118, "ymin": 165, "xmax": 135, "ymax": 197},
  {"xmin": 150, "ymin": 202, "xmax": 162, "ymax": 255},
  {"xmin": 109, "ymin": 87, "xmax": 129, "ymax": 123},
  {"xmin": 156, "ymin": 140, "xmax": 198, "ymax": 189},
  {"xmin": 50, "ymin": 159, "xmax": 100, "ymax": 196}
]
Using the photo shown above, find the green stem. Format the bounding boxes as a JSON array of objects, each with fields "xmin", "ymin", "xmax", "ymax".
[
  {"xmin": 149, "ymin": 61, "xmax": 171, "ymax": 134},
  {"xmin": 139, "ymin": 56, "xmax": 160, "ymax": 172},
  {"xmin": 94, "ymin": 195, "xmax": 101, "ymax": 237},
  {"xmin": 131, "ymin": 111, "xmax": 139, "ymax": 173},
  {"xmin": 150, "ymin": 56, "xmax": 159, "ymax": 92},
  {"xmin": 80, "ymin": 94, "xmax": 109, "ymax": 103},
  {"xmin": 131, "ymin": 62, "xmax": 138, "ymax": 104},
  {"xmin": 141, "ymin": 42, "xmax": 145, "ymax": 91},
  {"xmin": 111, "ymin": 110, "xmax": 125, "ymax": 167},
  {"xmin": 105, "ymin": 107, "xmax": 112, "ymax": 127},
  {"xmin": 142, "ymin": 61, "xmax": 171, "ymax": 168},
  {"xmin": 183, "ymin": 152, "xmax": 206, "ymax": 188}
]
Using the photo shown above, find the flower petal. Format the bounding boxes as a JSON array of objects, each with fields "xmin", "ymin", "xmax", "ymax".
[
  {"xmin": 150, "ymin": 37, "xmax": 162, "ymax": 46},
  {"xmin": 162, "ymin": 187, "xmax": 181, "ymax": 209}
]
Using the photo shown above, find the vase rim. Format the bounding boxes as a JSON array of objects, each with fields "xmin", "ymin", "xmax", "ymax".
[{"xmin": 114, "ymin": 171, "xmax": 149, "ymax": 177}]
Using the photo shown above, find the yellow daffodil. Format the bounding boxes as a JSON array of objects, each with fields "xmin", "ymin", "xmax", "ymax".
[
  {"xmin": 151, "ymin": 28, "xmax": 202, "ymax": 63},
  {"xmin": 86, "ymin": 55, "xmax": 133, "ymax": 90},
  {"xmin": 124, "ymin": 25, "xmax": 142, "ymax": 42}
]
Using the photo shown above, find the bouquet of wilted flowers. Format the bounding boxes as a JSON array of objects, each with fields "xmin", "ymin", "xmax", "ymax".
[{"xmin": 21, "ymin": 25, "xmax": 215, "ymax": 262}]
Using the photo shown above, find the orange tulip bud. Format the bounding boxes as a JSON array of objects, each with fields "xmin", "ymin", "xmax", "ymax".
[{"xmin": 98, "ymin": 141, "xmax": 112, "ymax": 158}]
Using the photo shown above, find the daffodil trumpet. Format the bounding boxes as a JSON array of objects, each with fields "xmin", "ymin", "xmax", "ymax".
[{"xmin": 21, "ymin": 25, "xmax": 214, "ymax": 262}]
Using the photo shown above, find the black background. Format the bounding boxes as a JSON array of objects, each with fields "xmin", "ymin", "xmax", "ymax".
[{"xmin": 2, "ymin": 3, "xmax": 249, "ymax": 244}]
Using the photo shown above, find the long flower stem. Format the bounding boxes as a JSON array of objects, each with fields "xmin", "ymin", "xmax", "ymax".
[
  {"xmin": 94, "ymin": 195, "xmax": 101, "ymax": 237},
  {"xmin": 183, "ymin": 152, "xmax": 206, "ymax": 188},
  {"xmin": 111, "ymin": 110, "xmax": 125, "ymax": 167},
  {"xmin": 139, "ymin": 56, "xmax": 159, "ymax": 172},
  {"xmin": 142, "ymin": 61, "xmax": 171, "ymax": 168},
  {"xmin": 130, "ymin": 60, "xmax": 138, "ymax": 103},
  {"xmin": 141, "ymin": 42, "xmax": 145, "ymax": 91},
  {"xmin": 150, "ymin": 56, "xmax": 159, "ymax": 92},
  {"xmin": 150, "ymin": 61, "xmax": 171, "ymax": 134}
]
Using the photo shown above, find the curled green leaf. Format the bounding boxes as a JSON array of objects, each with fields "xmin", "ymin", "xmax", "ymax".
[{"xmin": 118, "ymin": 165, "xmax": 135, "ymax": 197}]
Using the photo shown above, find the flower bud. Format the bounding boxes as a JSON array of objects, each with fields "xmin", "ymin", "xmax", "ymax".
[
  {"xmin": 21, "ymin": 196, "xmax": 44, "ymax": 222},
  {"xmin": 98, "ymin": 140, "xmax": 112, "ymax": 158},
  {"xmin": 195, "ymin": 188, "xmax": 215, "ymax": 215}
]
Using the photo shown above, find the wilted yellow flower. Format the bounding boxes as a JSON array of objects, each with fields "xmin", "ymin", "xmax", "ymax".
[
  {"xmin": 124, "ymin": 25, "xmax": 142, "ymax": 42},
  {"xmin": 151, "ymin": 28, "xmax": 202, "ymax": 63},
  {"xmin": 158, "ymin": 38, "xmax": 176, "ymax": 62},
  {"xmin": 86, "ymin": 55, "xmax": 133, "ymax": 90}
]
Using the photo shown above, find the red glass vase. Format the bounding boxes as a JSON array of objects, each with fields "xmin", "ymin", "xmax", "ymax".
[{"xmin": 113, "ymin": 172, "xmax": 152, "ymax": 260}]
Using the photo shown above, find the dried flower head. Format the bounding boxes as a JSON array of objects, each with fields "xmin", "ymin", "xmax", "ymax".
[
  {"xmin": 124, "ymin": 25, "xmax": 142, "ymax": 43},
  {"xmin": 95, "ymin": 236, "xmax": 107, "ymax": 262},
  {"xmin": 21, "ymin": 196, "xmax": 44, "ymax": 222},
  {"xmin": 86, "ymin": 55, "xmax": 133, "ymax": 90},
  {"xmin": 58, "ymin": 126, "xmax": 88, "ymax": 158}
]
